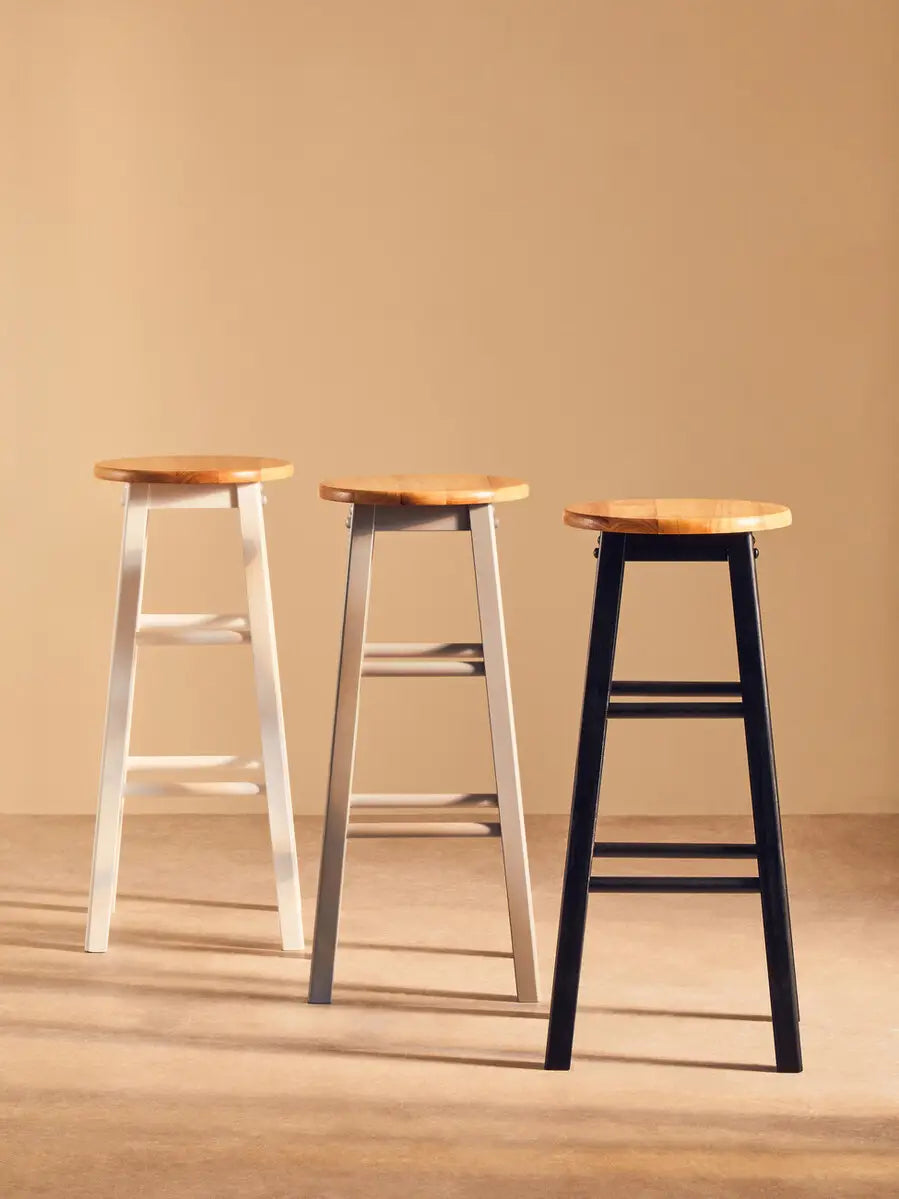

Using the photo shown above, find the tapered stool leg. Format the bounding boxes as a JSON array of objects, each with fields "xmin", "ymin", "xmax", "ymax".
[
  {"xmin": 238, "ymin": 483, "xmax": 304, "ymax": 952},
  {"xmin": 85, "ymin": 483, "xmax": 150, "ymax": 951},
  {"xmin": 545, "ymin": 533, "xmax": 626, "ymax": 1069},
  {"xmin": 470, "ymin": 503, "xmax": 540, "ymax": 1003},
  {"xmin": 309, "ymin": 505, "xmax": 376, "ymax": 1002},
  {"xmin": 728, "ymin": 534, "xmax": 801, "ymax": 1072}
]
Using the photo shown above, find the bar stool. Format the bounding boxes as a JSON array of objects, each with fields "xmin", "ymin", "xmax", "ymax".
[
  {"xmin": 308, "ymin": 474, "xmax": 540, "ymax": 1003},
  {"xmin": 545, "ymin": 499, "xmax": 801, "ymax": 1072},
  {"xmin": 84, "ymin": 456, "xmax": 303, "ymax": 953}
]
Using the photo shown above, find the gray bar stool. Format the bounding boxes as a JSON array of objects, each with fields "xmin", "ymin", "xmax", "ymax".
[{"xmin": 308, "ymin": 474, "xmax": 540, "ymax": 1004}]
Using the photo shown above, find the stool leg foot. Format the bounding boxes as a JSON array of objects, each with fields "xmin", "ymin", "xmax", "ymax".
[
  {"xmin": 85, "ymin": 484, "xmax": 150, "ymax": 952},
  {"xmin": 470, "ymin": 503, "xmax": 540, "ymax": 1003},
  {"xmin": 729, "ymin": 534, "xmax": 802, "ymax": 1073},
  {"xmin": 238, "ymin": 483, "xmax": 304, "ymax": 953},
  {"xmin": 545, "ymin": 533, "xmax": 626, "ymax": 1068},
  {"xmin": 309, "ymin": 505, "xmax": 376, "ymax": 1002}
]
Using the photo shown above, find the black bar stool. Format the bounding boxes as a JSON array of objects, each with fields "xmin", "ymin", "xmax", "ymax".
[{"xmin": 544, "ymin": 499, "xmax": 801, "ymax": 1073}]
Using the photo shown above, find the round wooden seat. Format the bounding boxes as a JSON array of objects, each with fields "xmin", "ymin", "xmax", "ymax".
[
  {"xmin": 94, "ymin": 456, "xmax": 294, "ymax": 485},
  {"xmin": 563, "ymin": 498, "xmax": 791, "ymax": 535},
  {"xmin": 319, "ymin": 474, "xmax": 529, "ymax": 507}
]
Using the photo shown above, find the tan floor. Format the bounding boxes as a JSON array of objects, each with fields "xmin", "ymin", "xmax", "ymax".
[{"xmin": 0, "ymin": 814, "xmax": 896, "ymax": 1198}]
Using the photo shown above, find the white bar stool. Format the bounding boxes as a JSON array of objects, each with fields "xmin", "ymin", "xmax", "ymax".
[
  {"xmin": 84, "ymin": 455, "xmax": 303, "ymax": 953},
  {"xmin": 308, "ymin": 474, "xmax": 540, "ymax": 1004}
]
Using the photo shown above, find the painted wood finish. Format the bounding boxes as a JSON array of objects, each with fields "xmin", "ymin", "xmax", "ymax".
[
  {"xmin": 309, "ymin": 501, "xmax": 540, "ymax": 1004},
  {"xmin": 563, "ymin": 499, "xmax": 792, "ymax": 535},
  {"xmin": 95, "ymin": 456, "xmax": 294, "ymax": 485},
  {"xmin": 469, "ymin": 503, "xmax": 540, "ymax": 1002},
  {"xmin": 308, "ymin": 505, "xmax": 376, "ymax": 1002},
  {"xmin": 85, "ymin": 480, "xmax": 303, "ymax": 953},
  {"xmin": 319, "ymin": 474, "xmax": 529, "ymax": 507}
]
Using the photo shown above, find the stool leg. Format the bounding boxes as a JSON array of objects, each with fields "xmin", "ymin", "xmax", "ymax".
[
  {"xmin": 545, "ymin": 532, "xmax": 626, "ymax": 1068},
  {"xmin": 309, "ymin": 504, "xmax": 376, "ymax": 1002},
  {"xmin": 728, "ymin": 534, "xmax": 802, "ymax": 1073},
  {"xmin": 469, "ymin": 503, "xmax": 540, "ymax": 1003},
  {"xmin": 85, "ymin": 483, "xmax": 150, "ymax": 951},
  {"xmin": 237, "ymin": 483, "xmax": 304, "ymax": 952}
]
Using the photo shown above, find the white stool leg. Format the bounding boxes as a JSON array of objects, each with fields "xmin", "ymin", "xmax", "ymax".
[
  {"xmin": 85, "ymin": 483, "xmax": 150, "ymax": 952},
  {"xmin": 237, "ymin": 483, "xmax": 304, "ymax": 951},
  {"xmin": 308, "ymin": 504, "xmax": 376, "ymax": 1002},
  {"xmin": 469, "ymin": 503, "xmax": 541, "ymax": 1002},
  {"xmin": 110, "ymin": 797, "xmax": 124, "ymax": 913}
]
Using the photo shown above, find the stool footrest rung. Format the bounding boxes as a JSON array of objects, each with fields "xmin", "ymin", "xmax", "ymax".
[
  {"xmin": 136, "ymin": 614, "xmax": 250, "ymax": 645},
  {"xmin": 610, "ymin": 681, "xmax": 742, "ymax": 697},
  {"xmin": 362, "ymin": 644, "xmax": 485, "ymax": 676},
  {"xmin": 361, "ymin": 642, "xmax": 485, "ymax": 677},
  {"xmin": 607, "ymin": 701, "xmax": 744, "ymax": 718},
  {"xmin": 124, "ymin": 754, "xmax": 264, "ymax": 798},
  {"xmin": 362, "ymin": 661, "xmax": 485, "ymax": 677},
  {"xmin": 127, "ymin": 755, "xmax": 263, "ymax": 773},
  {"xmin": 348, "ymin": 794, "xmax": 501, "ymax": 837},
  {"xmin": 363, "ymin": 642, "xmax": 483, "ymax": 659},
  {"xmin": 348, "ymin": 822, "xmax": 500, "ymax": 838},
  {"xmin": 124, "ymin": 780, "xmax": 265, "ymax": 798},
  {"xmin": 594, "ymin": 841, "xmax": 758, "ymax": 859},
  {"xmin": 351, "ymin": 792, "xmax": 497, "ymax": 810},
  {"xmin": 589, "ymin": 876, "xmax": 761, "ymax": 893}
]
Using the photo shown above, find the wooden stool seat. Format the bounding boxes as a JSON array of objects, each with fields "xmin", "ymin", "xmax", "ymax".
[
  {"xmin": 563, "ymin": 498, "xmax": 792, "ymax": 535},
  {"xmin": 94, "ymin": 456, "xmax": 294, "ymax": 485},
  {"xmin": 319, "ymin": 474, "xmax": 528, "ymax": 507}
]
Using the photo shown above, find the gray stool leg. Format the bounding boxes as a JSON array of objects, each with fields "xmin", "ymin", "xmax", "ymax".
[
  {"xmin": 308, "ymin": 504, "xmax": 376, "ymax": 1002},
  {"xmin": 470, "ymin": 504, "xmax": 540, "ymax": 1002}
]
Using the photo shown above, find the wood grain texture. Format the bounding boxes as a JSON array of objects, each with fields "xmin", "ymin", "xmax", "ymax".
[
  {"xmin": 563, "ymin": 499, "xmax": 792, "ymax": 535},
  {"xmin": 94, "ymin": 456, "xmax": 294, "ymax": 485},
  {"xmin": 320, "ymin": 474, "xmax": 529, "ymax": 507}
]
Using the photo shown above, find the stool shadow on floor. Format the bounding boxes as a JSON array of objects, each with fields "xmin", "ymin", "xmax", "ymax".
[
  {"xmin": 330, "ymin": 983, "xmax": 542, "ymax": 1020},
  {"xmin": 0, "ymin": 931, "xmax": 85, "ymax": 954},
  {"xmin": 341, "ymin": 939, "xmax": 513, "ymax": 960},
  {"xmin": 114, "ymin": 928, "xmax": 309, "ymax": 958},
  {"xmin": 0, "ymin": 953, "xmax": 776, "ymax": 1074},
  {"xmin": 574, "ymin": 1051, "xmax": 776, "ymax": 1073},
  {"xmin": 302, "ymin": 1039, "xmax": 777, "ymax": 1075},
  {"xmin": 584, "ymin": 1004, "xmax": 771, "ymax": 1023},
  {"xmin": 0, "ymin": 898, "xmax": 85, "ymax": 914},
  {"xmin": 330, "ymin": 986, "xmax": 770, "ymax": 1028},
  {"xmin": 0, "ymin": 893, "xmax": 281, "ymax": 919},
  {"xmin": 0, "ymin": 922, "xmax": 306, "ymax": 959},
  {"xmin": 0, "ymin": 886, "xmax": 280, "ymax": 915},
  {"xmin": 0, "ymin": 1007, "xmax": 775, "ymax": 1073},
  {"xmin": 334, "ymin": 981, "xmax": 520, "ymax": 1004},
  {"xmin": 1, "ymin": 966, "xmax": 297, "ymax": 1009},
  {"xmin": 118, "ymin": 892, "xmax": 277, "ymax": 912},
  {"xmin": 0, "ymin": 884, "xmax": 278, "ymax": 912}
]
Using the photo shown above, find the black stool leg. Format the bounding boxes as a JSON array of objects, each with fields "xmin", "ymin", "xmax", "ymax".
[
  {"xmin": 545, "ymin": 533, "xmax": 626, "ymax": 1070},
  {"xmin": 728, "ymin": 534, "xmax": 802, "ymax": 1073}
]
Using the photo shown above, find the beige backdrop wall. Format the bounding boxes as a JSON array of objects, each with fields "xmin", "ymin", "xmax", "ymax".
[{"xmin": 3, "ymin": 0, "xmax": 896, "ymax": 817}]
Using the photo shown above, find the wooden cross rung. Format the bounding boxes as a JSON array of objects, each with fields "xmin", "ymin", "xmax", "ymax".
[{"xmin": 136, "ymin": 614, "xmax": 250, "ymax": 645}]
